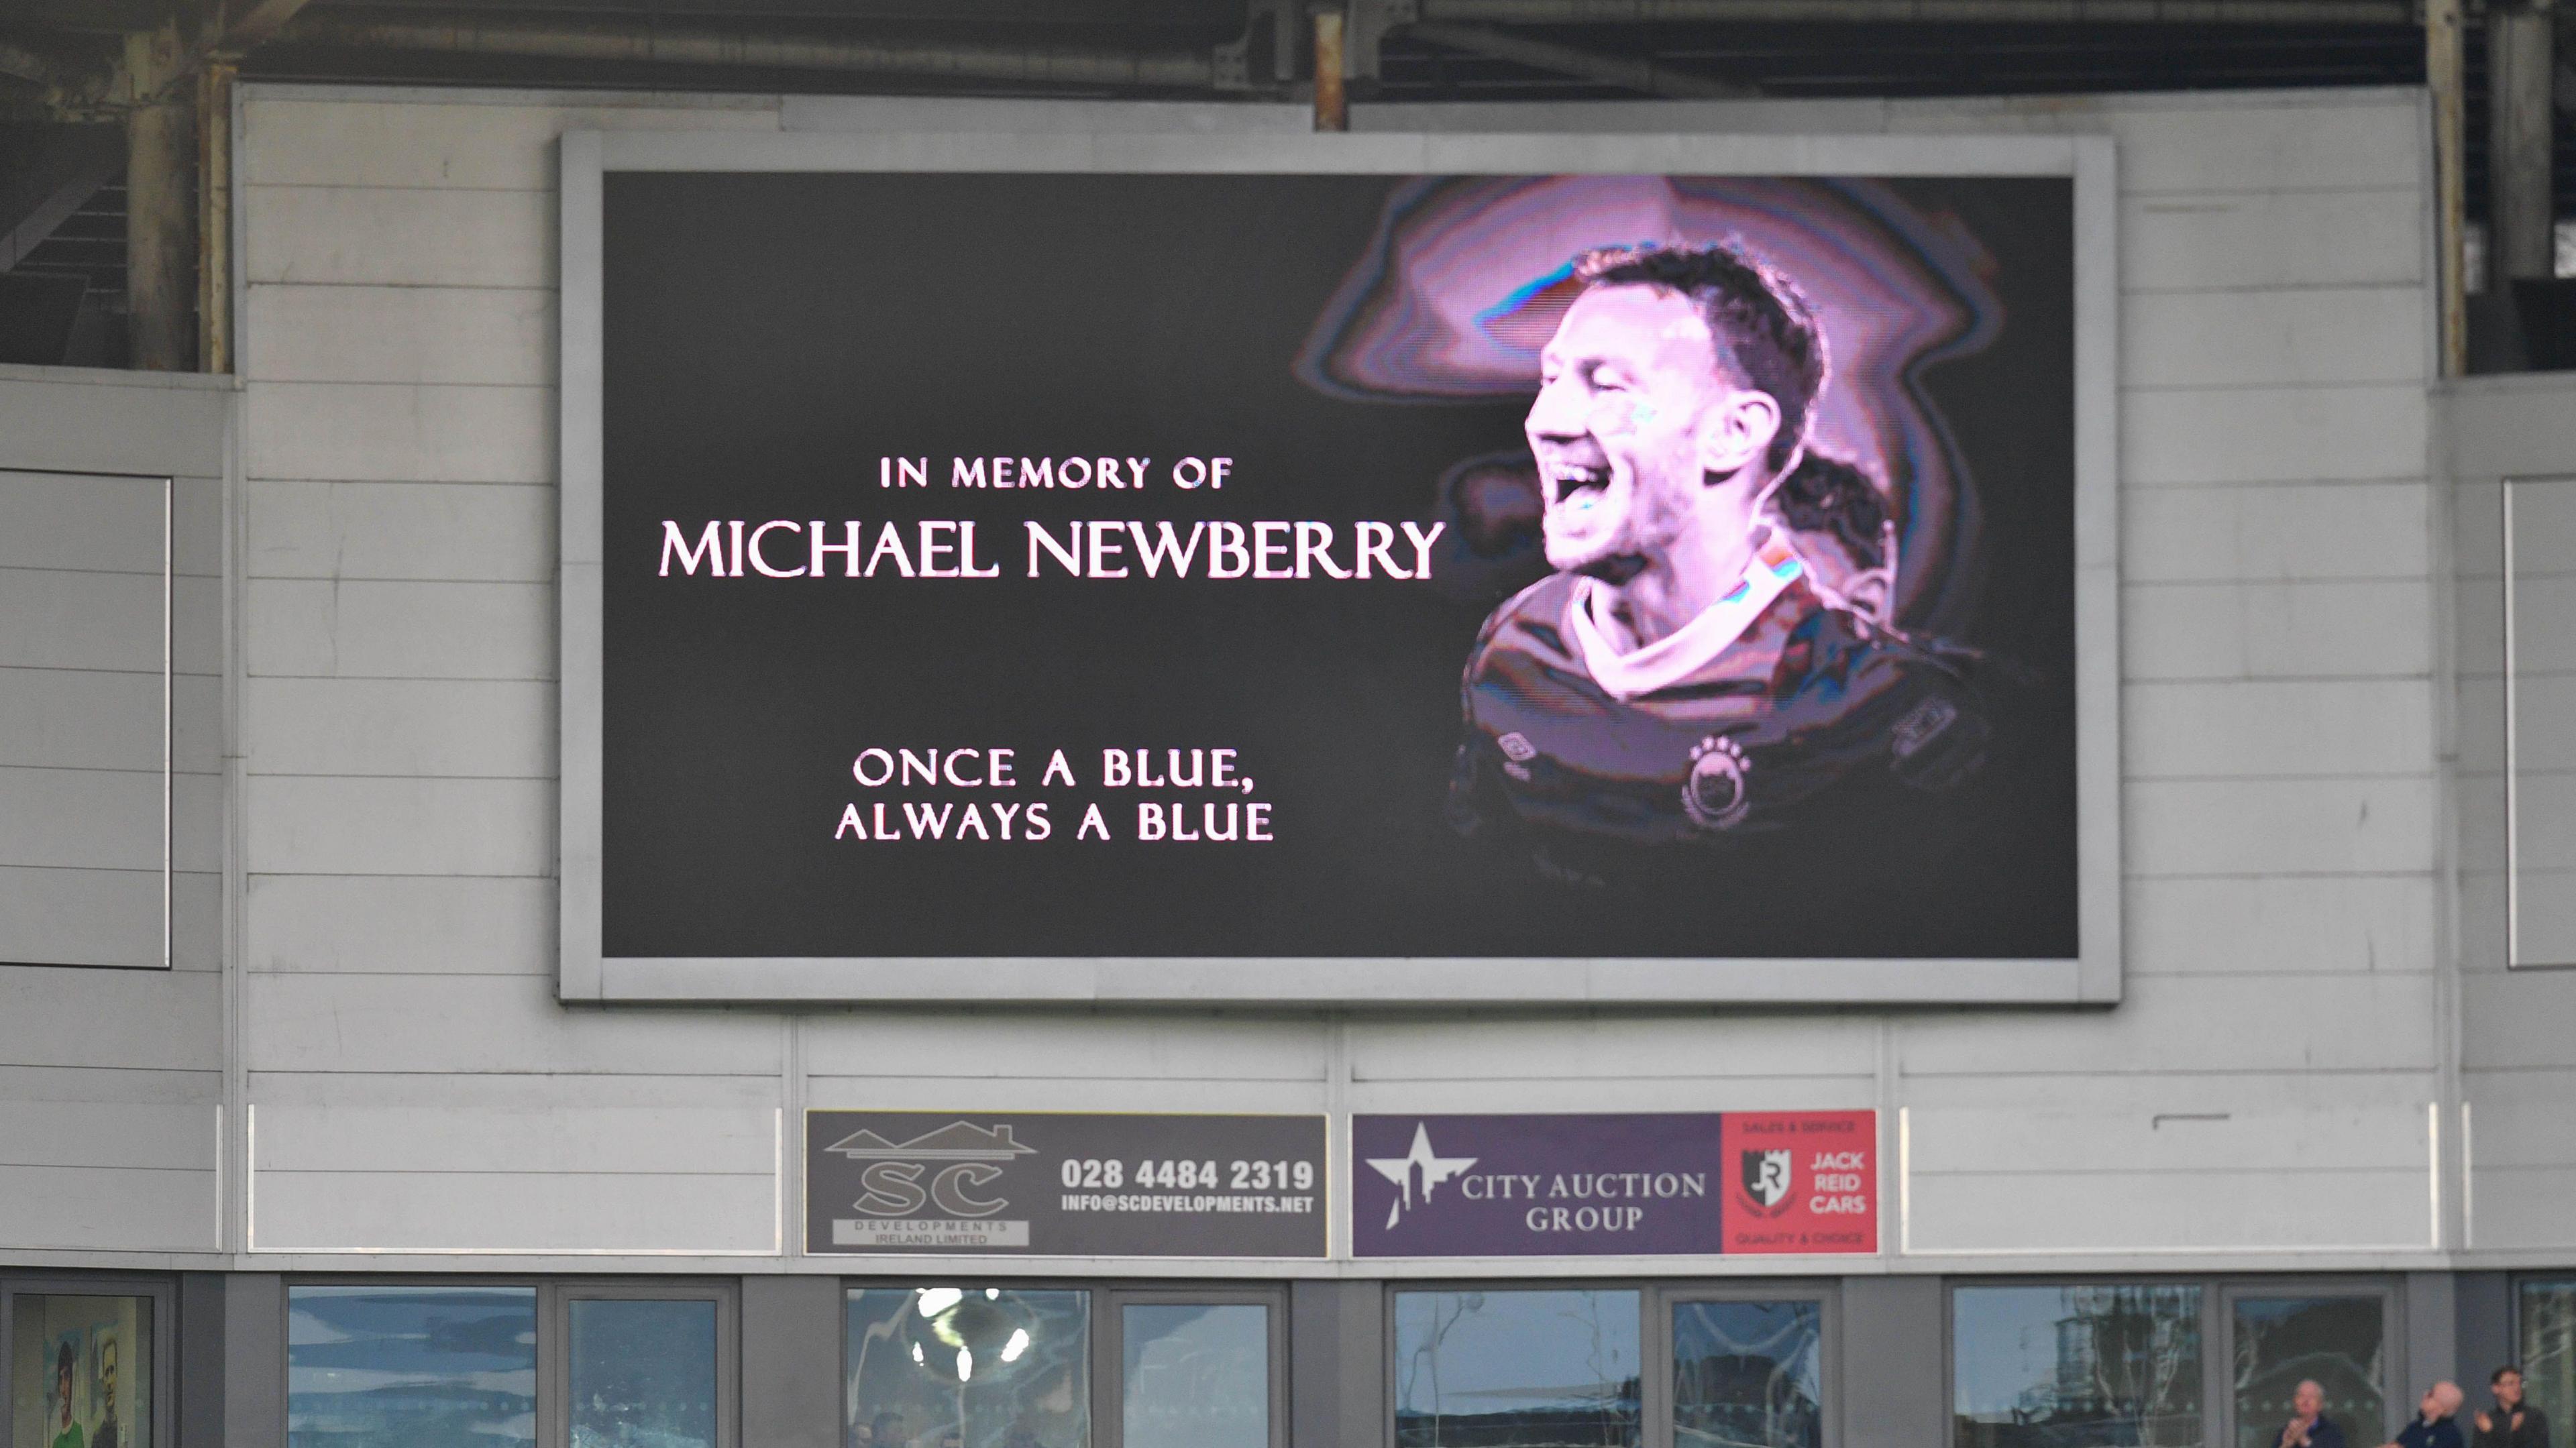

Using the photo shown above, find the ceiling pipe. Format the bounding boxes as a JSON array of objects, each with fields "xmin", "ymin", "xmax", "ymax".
[
  {"xmin": 1405, "ymin": 19, "xmax": 1756, "ymax": 95},
  {"xmin": 1417, "ymin": 0, "xmax": 2414, "ymax": 21},
  {"xmin": 280, "ymin": 13, "xmax": 1222, "ymax": 89}
]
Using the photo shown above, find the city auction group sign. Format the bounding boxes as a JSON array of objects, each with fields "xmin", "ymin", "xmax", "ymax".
[
  {"xmin": 1352, "ymin": 1111, "xmax": 1877, "ymax": 1257},
  {"xmin": 561, "ymin": 129, "xmax": 2118, "ymax": 1004}
]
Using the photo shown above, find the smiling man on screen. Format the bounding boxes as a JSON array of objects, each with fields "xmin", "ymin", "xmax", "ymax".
[{"xmin": 1447, "ymin": 241, "xmax": 1995, "ymax": 889}]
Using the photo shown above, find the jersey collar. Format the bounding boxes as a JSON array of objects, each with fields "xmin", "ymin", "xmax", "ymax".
[{"xmin": 1567, "ymin": 534, "xmax": 1805, "ymax": 700}]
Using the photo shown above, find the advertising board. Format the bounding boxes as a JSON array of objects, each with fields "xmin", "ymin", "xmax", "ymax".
[
  {"xmin": 560, "ymin": 125, "xmax": 2119, "ymax": 1005},
  {"xmin": 1351, "ymin": 1111, "xmax": 1876, "ymax": 1258},
  {"xmin": 804, "ymin": 1111, "xmax": 1328, "ymax": 1258}
]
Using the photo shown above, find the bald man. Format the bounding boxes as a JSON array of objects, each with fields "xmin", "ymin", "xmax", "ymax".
[
  {"xmin": 2386, "ymin": 1382, "xmax": 2468, "ymax": 1448},
  {"xmin": 2282, "ymin": 1380, "xmax": 2350, "ymax": 1448}
]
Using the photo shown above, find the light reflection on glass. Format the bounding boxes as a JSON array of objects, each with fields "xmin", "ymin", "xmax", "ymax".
[
  {"xmin": 1122, "ymin": 1304, "xmax": 1267, "ymax": 1448},
  {"xmin": 1673, "ymin": 1300, "xmax": 1823, "ymax": 1448},
  {"xmin": 1393, "ymin": 1289, "xmax": 1642, "ymax": 1448},
  {"xmin": 1952, "ymin": 1284, "xmax": 2204, "ymax": 1448},
  {"xmin": 845, "ymin": 1288, "xmax": 1087, "ymax": 1448},
  {"xmin": 286, "ymin": 1285, "xmax": 536, "ymax": 1448},
  {"xmin": 2232, "ymin": 1297, "xmax": 2383, "ymax": 1448}
]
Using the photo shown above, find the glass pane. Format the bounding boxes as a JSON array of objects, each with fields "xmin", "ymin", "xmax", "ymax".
[
  {"xmin": 1673, "ymin": 1300, "xmax": 1823, "ymax": 1448},
  {"xmin": 10, "ymin": 1294, "xmax": 153, "ymax": 1448},
  {"xmin": 1391, "ymin": 1289, "xmax": 1642, "ymax": 1448},
  {"xmin": 287, "ymin": 1285, "xmax": 537, "ymax": 1448},
  {"xmin": 1952, "ymin": 1284, "xmax": 2204, "ymax": 1448},
  {"xmin": 1121, "ymin": 1304, "xmax": 1267, "ymax": 1448},
  {"xmin": 570, "ymin": 1299, "xmax": 718, "ymax": 1448},
  {"xmin": 2523, "ymin": 1280, "xmax": 2576, "ymax": 1448},
  {"xmin": 2232, "ymin": 1297, "xmax": 2384, "ymax": 1448},
  {"xmin": 845, "ymin": 1288, "xmax": 1088, "ymax": 1448}
]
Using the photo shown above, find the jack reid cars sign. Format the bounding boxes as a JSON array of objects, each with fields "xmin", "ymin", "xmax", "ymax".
[
  {"xmin": 805, "ymin": 1111, "xmax": 1328, "ymax": 1258},
  {"xmin": 1350, "ymin": 1111, "xmax": 1877, "ymax": 1257}
]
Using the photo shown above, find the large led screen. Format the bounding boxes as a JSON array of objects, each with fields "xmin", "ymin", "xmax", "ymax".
[{"xmin": 564, "ymin": 128, "xmax": 2117, "ymax": 1003}]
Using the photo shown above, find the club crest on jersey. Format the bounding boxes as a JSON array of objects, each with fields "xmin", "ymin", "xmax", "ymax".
[{"xmin": 1682, "ymin": 734, "xmax": 1752, "ymax": 831}]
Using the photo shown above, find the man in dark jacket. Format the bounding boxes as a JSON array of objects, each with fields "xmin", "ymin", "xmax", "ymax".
[
  {"xmin": 2474, "ymin": 1368, "xmax": 2549, "ymax": 1448},
  {"xmin": 2386, "ymin": 1382, "xmax": 2467, "ymax": 1448},
  {"xmin": 2281, "ymin": 1380, "xmax": 2350, "ymax": 1448}
]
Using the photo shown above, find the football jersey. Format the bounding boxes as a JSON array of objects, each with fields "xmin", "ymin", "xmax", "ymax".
[{"xmin": 1448, "ymin": 533, "xmax": 1991, "ymax": 885}]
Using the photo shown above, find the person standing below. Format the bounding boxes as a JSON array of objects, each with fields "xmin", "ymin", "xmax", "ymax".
[
  {"xmin": 2383, "ymin": 1382, "xmax": 2467, "ymax": 1448},
  {"xmin": 2475, "ymin": 1368, "xmax": 2550, "ymax": 1448},
  {"xmin": 2282, "ymin": 1380, "xmax": 2351, "ymax": 1448}
]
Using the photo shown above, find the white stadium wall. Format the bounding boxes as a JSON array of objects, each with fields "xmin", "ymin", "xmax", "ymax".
[{"xmin": 16, "ymin": 78, "xmax": 2566, "ymax": 1277}]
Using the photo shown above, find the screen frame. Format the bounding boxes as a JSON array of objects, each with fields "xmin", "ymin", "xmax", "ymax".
[{"xmin": 559, "ymin": 121, "xmax": 2120, "ymax": 1007}]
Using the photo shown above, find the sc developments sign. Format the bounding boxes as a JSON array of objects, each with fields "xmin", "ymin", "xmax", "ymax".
[
  {"xmin": 1352, "ymin": 1111, "xmax": 1876, "ymax": 1256},
  {"xmin": 804, "ymin": 1111, "xmax": 1327, "ymax": 1258},
  {"xmin": 559, "ymin": 125, "xmax": 2121, "ymax": 1006}
]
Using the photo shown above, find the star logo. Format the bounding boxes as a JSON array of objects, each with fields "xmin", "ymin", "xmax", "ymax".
[{"xmin": 1365, "ymin": 1123, "xmax": 1478, "ymax": 1230}]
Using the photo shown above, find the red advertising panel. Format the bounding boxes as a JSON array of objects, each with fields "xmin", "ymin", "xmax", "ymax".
[{"xmin": 1719, "ymin": 1110, "xmax": 1878, "ymax": 1254}]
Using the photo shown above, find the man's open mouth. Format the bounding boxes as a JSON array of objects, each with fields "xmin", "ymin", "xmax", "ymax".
[{"xmin": 1546, "ymin": 460, "xmax": 1612, "ymax": 504}]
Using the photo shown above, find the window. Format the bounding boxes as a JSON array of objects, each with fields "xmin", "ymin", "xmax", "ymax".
[
  {"xmin": 561, "ymin": 1291, "xmax": 728, "ymax": 1448},
  {"xmin": 2229, "ymin": 1295, "xmax": 2385, "ymax": 1448},
  {"xmin": 7, "ymin": 1288, "xmax": 160, "ymax": 1448},
  {"xmin": 1672, "ymin": 1298, "xmax": 1824, "ymax": 1448},
  {"xmin": 1952, "ymin": 1284, "xmax": 2205, "ymax": 1448},
  {"xmin": 841, "ymin": 1286, "xmax": 1282, "ymax": 1448},
  {"xmin": 289, "ymin": 1283, "xmax": 733, "ymax": 1448},
  {"xmin": 1392, "ymin": 1289, "xmax": 1643, "ymax": 1448},
  {"xmin": 1115, "ymin": 1301, "xmax": 1272, "ymax": 1448},
  {"xmin": 846, "ymin": 1288, "xmax": 1090, "ymax": 1448},
  {"xmin": 2518, "ymin": 1279, "xmax": 2576, "ymax": 1445},
  {"xmin": 289, "ymin": 1286, "xmax": 538, "ymax": 1448}
]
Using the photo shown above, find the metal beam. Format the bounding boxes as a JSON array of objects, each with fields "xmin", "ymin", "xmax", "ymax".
[
  {"xmin": 223, "ymin": 0, "xmax": 324, "ymax": 51},
  {"xmin": 279, "ymin": 13, "xmax": 1222, "ymax": 87},
  {"xmin": 1404, "ymin": 19, "xmax": 1756, "ymax": 95},
  {"xmin": 2487, "ymin": 0, "xmax": 2554, "ymax": 284},
  {"xmin": 2428, "ymin": 0, "xmax": 2464, "ymax": 374},
  {"xmin": 1418, "ymin": 0, "xmax": 2415, "ymax": 21},
  {"xmin": 125, "ymin": 19, "xmax": 197, "ymax": 371}
]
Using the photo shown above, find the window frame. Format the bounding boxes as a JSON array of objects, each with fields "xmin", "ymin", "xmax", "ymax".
[
  {"xmin": 548, "ymin": 1280, "xmax": 740, "ymax": 1448},
  {"xmin": 1941, "ymin": 1274, "xmax": 2406, "ymax": 1448},
  {"xmin": 841, "ymin": 1277, "xmax": 1291, "ymax": 1448},
  {"xmin": 2217, "ymin": 1279, "xmax": 2404, "ymax": 1448},
  {"xmin": 1649, "ymin": 1280, "xmax": 1841, "ymax": 1448},
  {"xmin": 1097, "ymin": 1286, "xmax": 1289, "ymax": 1448},
  {"xmin": 283, "ymin": 1276, "xmax": 741, "ymax": 1448},
  {"xmin": 0, "ymin": 1273, "xmax": 176, "ymax": 1448}
]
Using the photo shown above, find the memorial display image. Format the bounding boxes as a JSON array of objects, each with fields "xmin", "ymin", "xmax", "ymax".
[{"xmin": 568, "ymin": 137, "xmax": 2113, "ymax": 999}]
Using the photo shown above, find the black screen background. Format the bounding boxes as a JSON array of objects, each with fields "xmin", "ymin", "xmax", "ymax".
[{"xmin": 599, "ymin": 171, "xmax": 2080, "ymax": 960}]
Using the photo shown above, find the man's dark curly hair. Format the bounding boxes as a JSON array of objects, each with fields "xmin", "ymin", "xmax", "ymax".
[{"xmin": 1574, "ymin": 241, "xmax": 1826, "ymax": 474}]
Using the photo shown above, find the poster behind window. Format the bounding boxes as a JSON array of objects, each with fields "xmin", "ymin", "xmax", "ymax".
[{"xmin": 9, "ymin": 1296, "xmax": 148, "ymax": 1448}]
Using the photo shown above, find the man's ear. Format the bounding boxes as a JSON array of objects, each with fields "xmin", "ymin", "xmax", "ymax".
[{"xmin": 1697, "ymin": 389, "xmax": 1782, "ymax": 479}]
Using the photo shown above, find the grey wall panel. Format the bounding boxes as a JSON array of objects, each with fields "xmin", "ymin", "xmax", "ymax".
[
  {"xmin": 1288, "ymin": 1279, "xmax": 1385, "ymax": 1448},
  {"xmin": 223, "ymin": 1274, "xmax": 284, "ymax": 1448},
  {"xmin": 2126, "ymin": 384, "xmax": 2428, "ymax": 487},
  {"xmin": 246, "ymin": 479, "xmax": 555, "ymax": 583},
  {"xmin": 1843, "ymin": 1276, "xmax": 1943, "ymax": 1448},
  {"xmin": 741, "ymin": 1275, "xmax": 842, "ymax": 1448},
  {"xmin": 178, "ymin": 1273, "xmax": 223, "ymax": 1448},
  {"xmin": 2455, "ymin": 1272, "xmax": 2511, "ymax": 1386},
  {"xmin": 0, "ymin": 368, "xmax": 230, "ymax": 478},
  {"xmin": 2408, "ymin": 1272, "xmax": 2458, "ymax": 1401},
  {"xmin": 239, "ymin": 94, "xmax": 780, "ymax": 190}
]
